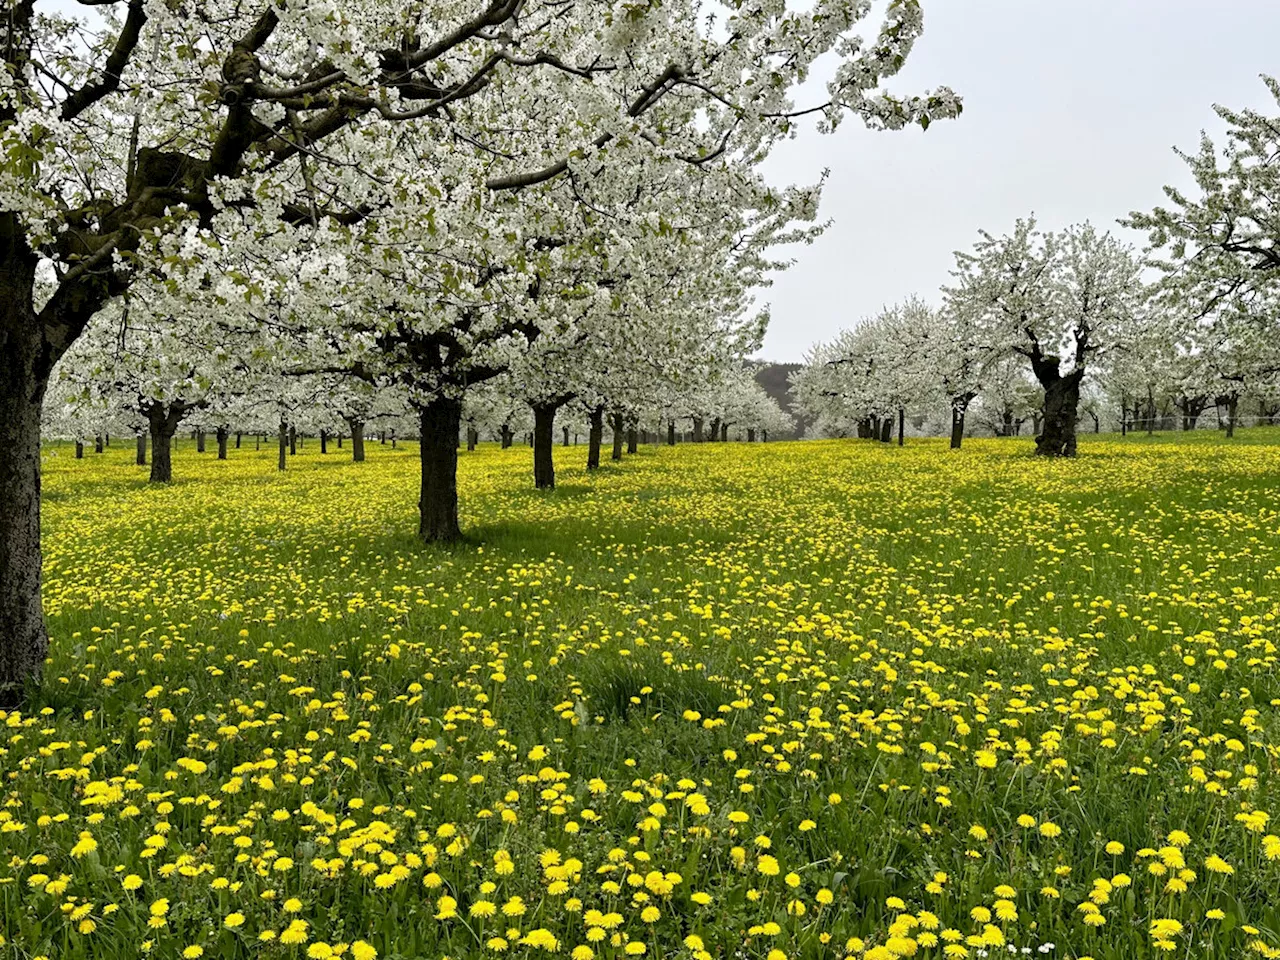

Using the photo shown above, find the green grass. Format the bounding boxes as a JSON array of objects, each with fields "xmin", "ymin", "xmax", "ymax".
[{"xmin": 4, "ymin": 429, "xmax": 1280, "ymax": 960}]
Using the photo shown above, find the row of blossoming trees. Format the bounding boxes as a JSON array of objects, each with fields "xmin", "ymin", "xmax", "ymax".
[
  {"xmin": 793, "ymin": 78, "xmax": 1280, "ymax": 454},
  {"xmin": 0, "ymin": 0, "xmax": 964, "ymax": 704}
]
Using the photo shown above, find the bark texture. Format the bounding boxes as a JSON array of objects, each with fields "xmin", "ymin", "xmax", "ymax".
[
  {"xmin": 418, "ymin": 398, "xmax": 463, "ymax": 542},
  {"xmin": 587, "ymin": 407, "xmax": 604, "ymax": 470},
  {"xmin": 532, "ymin": 403, "xmax": 557, "ymax": 489}
]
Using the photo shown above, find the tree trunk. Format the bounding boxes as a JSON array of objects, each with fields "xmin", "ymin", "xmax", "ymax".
[
  {"xmin": 74, "ymin": 440, "xmax": 84, "ymax": 458},
  {"xmin": 708, "ymin": 418, "xmax": 721, "ymax": 442},
  {"xmin": 418, "ymin": 397, "xmax": 463, "ymax": 542},
  {"xmin": 235, "ymin": 432, "xmax": 241, "ymax": 449},
  {"xmin": 277, "ymin": 422, "xmax": 287, "ymax": 471},
  {"xmin": 1091, "ymin": 411, "xmax": 1100, "ymax": 433},
  {"xmin": 627, "ymin": 426, "xmax": 638, "ymax": 455},
  {"xmin": 1226, "ymin": 395, "xmax": 1239, "ymax": 438},
  {"xmin": 587, "ymin": 407, "xmax": 604, "ymax": 470},
  {"xmin": 532, "ymin": 403, "xmax": 557, "ymax": 489},
  {"xmin": 747, "ymin": 428, "xmax": 756, "ymax": 443},
  {"xmin": 466, "ymin": 427, "xmax": 478, "ymax": 452},
  {"xmin": 289, "ymin": 425, "xmax": 297, "ymax": 456},
  {"xmin": 391, "ymin": 430, "xmax": 397, "ymax": 450},
  {"xmin": 0, "ymin": 325, "xmax": 49, "ymax": 707},
  {"xmin": 136, "ymin": 432, "xmax": 147, "ymax": 466},
  {"xmin": 94, "ymin": 434, "xmax": 104, "ymax": 454},
  {"xmin": 950, "ymin": 407, "xmax": 966, "ymax": 450},
  {"xmin": 196, "ymin": 429, "xmax": 205, "ymax": 454},
  {"xmin": 692, "ymin": 417, "xmax": 704, "ymax": 443},
  {"xmin": 255, "ymin": 434, "xmax": 261, "ymax": 451},
  {"xmin": 668, "ymin": 420, "xmax": 676, "ymax": 446},
  {"xmin": 105, "ymin": 433, "xmax": 110, "ymax": 448},
  {"xmin": 1034, "ymin": 369, "xmax": 1083, "ymax": 457},
  {"xmin": 879, "ymin": 419, "xmax": 892, "ymax": 443},
  {"xmin": 500, "ymin": 425, "xmax": 513, "ymax": 449},
  {"xmin": 216, "ymin": 426, "xmax": 228, "ymax": 460},
  {"xmin": 562, "ymin": 425, "xmax": 570, "ymax": 447},
  {"xmin": 611, "ymin": 413, "xmax": 625, "ymax": 461},
  {"xmin": 897, "ymin": 408, "xmax": 905, "ymax": 446},
  {"xmin": 320, "ymin": 429, "xmax": 328, "ymax": 454},
  {"xmin": 347, "ymin": 419, "xmax": 366, "ymax": 462}
]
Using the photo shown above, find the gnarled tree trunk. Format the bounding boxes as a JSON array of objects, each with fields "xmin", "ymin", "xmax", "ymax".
[
  {"xmin": 1032, "ymin": 362, "xmax": 1083, "ymax": 457},
  {"xmin": 146, "ymin": 402, "xmax": 187, "ymax": 483},
  {"xmin": 418, "ymin": 397, "xmax": 462, "ymax": 542}
]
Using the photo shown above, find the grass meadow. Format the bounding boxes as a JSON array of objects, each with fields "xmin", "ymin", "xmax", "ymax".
[{"xmin": 4, "ymin": 431, "xmax": 1280, "ymax": 960}]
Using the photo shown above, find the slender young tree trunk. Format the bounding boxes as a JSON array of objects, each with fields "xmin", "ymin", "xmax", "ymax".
[
  {"xmin": 320, "ymin": 429, "xmax": 328, "ymax": 454},
  {"xmin": 255, "ymin": 434, "xmax": 261, "ymax": 451},
  {"xmin": 391, "ymin": 430, "xmax": 397, "ymax": 450},
  {"xmin": 105, "ymin": 433, "xmax": 110, "ymax": 448},
  {"xmin": 196, "ymin": 429, "xmax": 205, "ymax": 454},
  {"xmin": 235, "ymin": 432, "xmax": 241, "ymax": 448},
  {"xmin": 587, "ymin": 407, "xmax": 604, "ymax": 470},
  {"xmin": 418, "ymin": 397, "xmax": 463, "ymax": 542},
  {"xmin": 277, "ymin": 422, "xmax": 287, "ymax": 471},
  {"xmin": 562, "ymin": 425, "xmax": 570, "ymax": 447},
  {"xmin": 668, "ymin": 420, "xmax": 676, "ymax": 446},
  {"xmin": 136, "ymin": 432, "xmax": 147, "ymax": 466},
  {"xmin": 0, "ymin": 318, "xmax": 49, "ymax": 707},
  {"xmin": 216, "ymin": 426, "xmax": 228, "ymax": 460},
  {"xmin": 289, "ymin": 425, "xmax": 297, "ymax": 456},
  {"xmin": 532, "ymin": 402, "xmax": 557, "ymax": 489},
  {"xmin": 898, "ymin": 407, "xmax": 905, "ymax": 446},
  {"xmin": 347, "ymin": 419, "xmax": 366, "ymax": 462},
  {"xmin": 627, "ymin": 426, "xmax": 638, "ymax": 455},
  {"xmin": 610, "ymin": 413, "xmax": 625, "ymax": 461},
  {"xmin": 337, "ymin": 434, "xmax": 343, "ymax": 448}
]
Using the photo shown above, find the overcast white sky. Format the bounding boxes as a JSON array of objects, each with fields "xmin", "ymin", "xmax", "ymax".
[{"xmin": 756, "ymin": 0, "xmax": 1280, "ymax": 362}]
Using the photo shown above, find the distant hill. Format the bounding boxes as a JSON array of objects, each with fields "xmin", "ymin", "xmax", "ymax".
[{"xmin": 748, "ymin": 361, "xmax": 810, "ymax": 440}]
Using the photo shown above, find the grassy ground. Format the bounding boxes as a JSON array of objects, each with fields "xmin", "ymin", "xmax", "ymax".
[{"xmin": 4, "ymin": 431, "xmax": 1280, "ymax": 960}]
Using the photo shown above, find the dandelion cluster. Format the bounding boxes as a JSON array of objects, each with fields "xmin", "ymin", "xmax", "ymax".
[{"xmin": 4, "ymin": 435, "xmax": 1280, "ymax": 960}]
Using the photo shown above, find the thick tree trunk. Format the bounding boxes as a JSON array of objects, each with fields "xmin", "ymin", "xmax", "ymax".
[
  {"xmin": 347, "ymin": 419, "xmax": 366, "ymax": 462},
  {"xmin": 136, "ymin": 432, "xmax": 147, "ymax": 466},
  {"xmin": 692, "ymin": 417, "xmax": 704, "ymax": 443},
  {"xmin": 708, "ymin": 418, "xmax": 720, "ymax": 442},
  {"xmin": 533, "ymin": 403, "xmax": 557, "ymax": 489},
  {"xmin": 1226, "ymin": 395, "xmax": 1239, "ymax": 438},
  {"xmin": 668, "ymin": 420, "xmax": 676, "ymax": 446},
  {"xmin": 320, "ymin": 429, "xmax": 328, "ymax": 454},
  {"xmin": 149, "ymin": 423, "xmax": 174, "ymax": 482},
  {"xmin": 1034, "ymin": 369, "xmax": 1083, "ymax": 457},
  {"xmin": 196, "ymin": 429, "xmax": 205, "ymax": 454},
  {"xmin": 500, "ymin": 425, "xmax": 513, "ymax": 449},
  {"xmin": 747, "ymin": 428, "xmax": 756, "ymax": 443},
  {"xmin": 0, "ymin": 332, "xmax": 48, "ymax": 707},
  {"xmin": 75, "ymin": 441, "xmax": 84, "ymax": 458},
  {"xmin": 587, "ymin": 407, "xmax": 604, "ymax": 470},
  {"xmin": 879, "ymin": 419, "xmax": 892, "ymax": 443},
  {"xmin": 216, "ymin": 426, "xmax": 228, "ymax": 460},
  {"xmin": 627, "ymin": 426, "xmax": 638, "ymax": 455},
  {"xmin": 418, "ymin": 397, "xmax": 463, "ymax": 542},
  {"xmin": 611, "ymin": 413, "xmax": 625, "ymax": 461},
  {"xmin": 277, "ymin": 422, "xmax": 287, "ymax": 471},
  {"xmin": 94, "ymin": 434, "xmax": 104, "ymax": 454},
  {"xmin": 720, "ymin": 423, "xmax": 729, "ymax": 442},
  {"xmin": 950, "ymin": 407, "xmax": 966, "ymax": 450}
]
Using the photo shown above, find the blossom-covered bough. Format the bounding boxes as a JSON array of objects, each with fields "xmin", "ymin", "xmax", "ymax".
[{"xmin": 0, "ymin": 0, "xmax": 960, "ymax": 704}]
